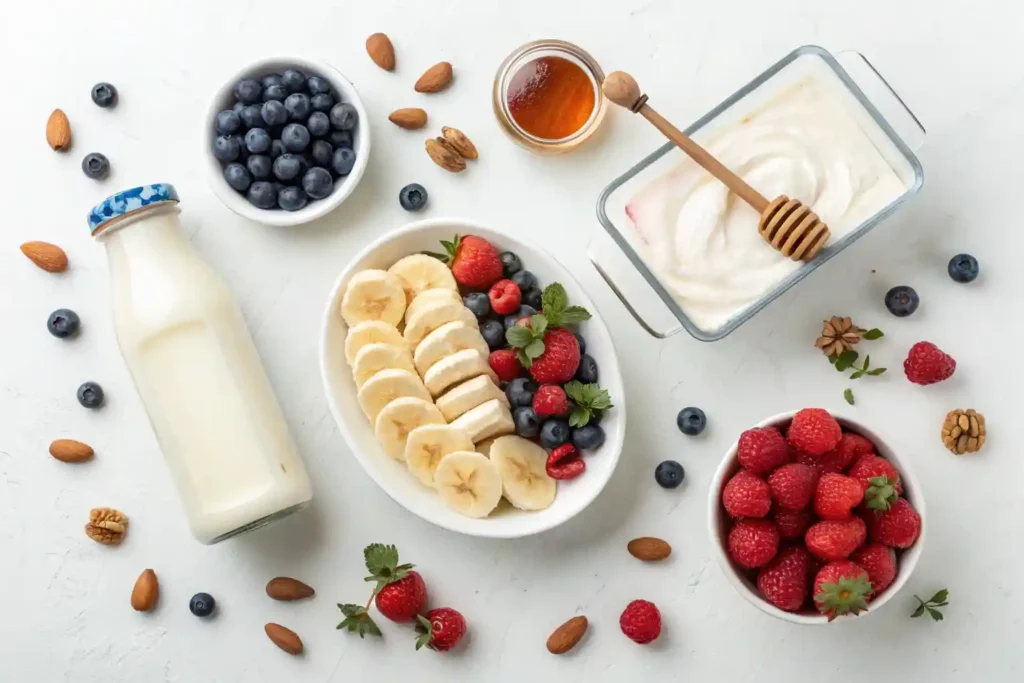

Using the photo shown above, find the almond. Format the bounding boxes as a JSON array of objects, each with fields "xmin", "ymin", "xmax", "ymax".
[
  {"xmin": 366, "ymin": 33, "xmax": 396, "ymax": 71},
  {"xmin": 21, "ymin": 241, "xmax": 68, "ymax": 273},
  {"xmin": 49, "ymin": 439, "xmax": 94, "ymax": 463},
  {"xmin": 441, "ymin": 126, "xmax": 478, "ymax": 160},
  {"xmin": 265, "ymin": 576, "xmax": 315, "ymax": 601},
  {"xmin": 627, "ymin": 536, "xmax": 672, "ymax": 561},
  {"xmin": 46, "ymin": 109, "xmax": 72, "ymax": 151},
  {"xmin": 389, "ymin": 108, "xmax": 428, "ymax": 130},
  {"xmin": 546, "ymin": 615, "xmax": 587, "ymax": 654},
  {"xmin": 415, "ymin": 62, "xmax": 453, "ymax": 93},
  {"xmin": 265, "ymin": 623, "xmax": 303, "ymax": 655},
  {"xmin": 425, "ymin": 138, "xmax": 466, "ymax": 172},
  {"xmin": 131, "ymin": 569, "xmax": 159, "ymax": 612}
]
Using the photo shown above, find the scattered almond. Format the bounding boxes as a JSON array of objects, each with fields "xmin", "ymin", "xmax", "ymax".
[
  {"xmin": 21, "ymin": 241, "xmax": 68, "ymax": 273},
  {"xmin": 131, "ymin": 569, "xmax": 159, "ymax": 612},
  {"xmin": 389, "ymin": 108, "xmax": 428, "ymax": 130},
  {"xmin": 49, "ymin": 439, "xmax": 94, "ymax": 463},
  {"xmin": 366, "ymin": 33, "xmax": 396, "ymax": 71},
  {"xmin": 546, "ymin": 615, "xmax": 588, "ymax": 654},
  {"xmin": 425, "ymin": 138, "xmax": 466, "ymax": 173},
  {"xmin": 415, "ymin": 62, "xmax": 453, "ymax": 93},
  {"xmin": 265, "ymin": 623, "xmax": 303, "ymax": 655},
  {"xmin": 46, "ymin": 109, "xmax": 72, "ymax": 151},
  {"xmin": 265, "ymin": 576, "xmax": 315, "ymax": 601},
  {"xmin": 441, "ymin": 126, "xmax": 478, "ymax": 160},
  {"xmin": 627, "ymin": 536, "xmax": 672, "ymax": 561}
]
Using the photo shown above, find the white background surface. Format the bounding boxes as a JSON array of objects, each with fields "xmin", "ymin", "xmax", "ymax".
[{"xmin": 2, "ymin": 1, "xmax": 1022, "ymax": 680}]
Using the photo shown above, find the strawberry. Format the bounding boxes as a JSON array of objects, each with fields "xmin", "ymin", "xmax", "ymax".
[
  {"xmin": 805, "ymin": 517, "xmax": 867, "ymax": 561},
  {"xmin": 375, "ymin": 570, "xmax": 427, "ymax": 622},
  {"xmin": 415, "ymin": 607, "xmax": 466, "ymax": 651},
  {"xmin": 850, "ymin": 543, "xmax": 898, "ymax": 595},
  {"xmin": 522, "ymin": 327, "xmax": 580, "ymax": 384},
  {"xmin": 832, "ymin": 432, "xmax": 875, "ymax": 468},
  {"xmin": 727, "ymin": 519, "xmax": 779, "ymax": 569},
  {"xmin": 532, "ymin": 384, "xmax": 569, "ymax": 418},
  {"xmin": 865, "ymin": 497, "xmax": 921, "ymax": 548},
  {"xmin": 722, "ymin": 470, "xmax": 772, "ymax": 518},
  {"xmin": 506, "ymin": 283, "xmax": 590, "ymax": 383},
  {"xmin": 787, "ymin": 408, "xmax": 842, "ymax": 456},
  {"xmin": 848, "ymin": 454, "xmax": 903, "ymax": 500},
  {"xmin": 773, "ymin": 507, "xmax": 814, "ymax": 540},
  {"xmin": 619, "ymin": 599, "xmax": 661, "ymax": 644},
  {"xmin": 813, "ymin": 560, "xmax": 873, "ymax": 620},
  {"xmin": 813, "ymin": 472, "xmax": 864, "ymax": 520},
  {"xmin": 757, "ymin": 546, "xmax": 812, "ymax": 612},
  {"xmin": 903, "ymin": 341, "xmax": 956, "ymax": 385},
  {"xmin": 488, "ymin": 349, "xmax": 523, "ymax": 382},
  {"xmin": 339, "ymin": 543, "xmax": 420, "ymax": 638},
  {"xmin": 430, "ymin": 234, "xmax": 503, "ymax": 290},
  {"xmin": 736, "ymin": 426, "xmax": 792, "ymax": 474},
  {"xmin": 767, "ymin": 463, "xmax": 817, "ymax": 511},
  {"xmin": 488, "ymin": 279, "xmax": 521, "ymax": 315},
  {"xmin": 546, "ymin": 443, "xmax": 585, "ymax": 480}
]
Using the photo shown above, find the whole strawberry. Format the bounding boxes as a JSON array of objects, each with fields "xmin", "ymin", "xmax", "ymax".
[
  {"xmin": 831, "ymin": 432, "xmax": 875, "ymax": 469},
  {"xmin": 375, "ymin": 570, "xmax": 427, "ymax": 622},
  {"xmin": 757, "ymin": 546, "xmax": 812, "ymax": 612},
  {"xmin": 506, "ymin": 283, "xmax": 590, "ymax": 383},
  {"xmin": 736, "ymin": 426, "xmax": 792, "ymax": 474},
  {"xmin": 533, "ymin": 384, "xmax": 569, "ymax": 418},
  {"xmin": 489, "ymin": 349, "xmax": 523, "ymax": 382},
  {"xmin": 904, "ymin": 341, "xmax": 956, "ymax": 385},
  {"xmin": 848, "ymin": 454, "xmax": 903, "ymax": 502},
  {"xmin": 813, "ymin": 472, "xmax": 864, "ymax": 520},
  {"xmin": 619, "ymin": 599, "xmax": 661, "ymax": 644},
  {"xmin": 522, "ymin": 327, "xmax": 580, "ymax": 384},
  {"xmin": 787, "ymin": 408, "xmax": 842, "ymax": 456},
  {"xmin": 722, "ymin": 470, "xmax": 772, "ymax": 518},
  {"xmin": 805, "ymin": 517, "xmax": 867, "ymax": 561},
  {"xmin": 727, "ymin": 519, "xmax": 779, "ymax": 569},
  {"xmin": 813, "ymin": 560, "xmax": 873, "ymax": 620},
  {"xmin": 767, "ymin": 463, "xmax": 817, "ymax": 511},
  {"xmin": 773, "ymin": 507, "xmax": 814, "ymax": 540},
  {"xmin": 431, "ymin": 235, "xmax": 503, "ymax": 290},
  {"xmin": 865, "ymin": 497, "xmax": 921, "ymax": 548},
  {"xmin": 415, "ymin": 607, "xmax": 466, "ymax": 652},
  {"xmin": 850, "ymin": 543, "xmax": 898, "ymax": 595}
]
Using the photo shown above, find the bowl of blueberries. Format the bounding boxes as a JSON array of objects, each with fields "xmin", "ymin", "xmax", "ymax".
[{"xmin": 205, "ymin": 57, "xmax": 369, "ymax": 226}]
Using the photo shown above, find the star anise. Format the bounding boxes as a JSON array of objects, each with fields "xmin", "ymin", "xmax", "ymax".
[{"xmin": 815, "ymin": 316, "xmax": 864, "ymax": 357}]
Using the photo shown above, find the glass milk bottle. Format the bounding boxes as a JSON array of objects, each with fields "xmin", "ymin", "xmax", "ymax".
[{"xmin": 88, "ymin": 184, "xmax": 312, "ymax": 543}]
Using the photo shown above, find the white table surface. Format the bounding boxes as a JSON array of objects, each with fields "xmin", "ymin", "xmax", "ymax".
[{"xmin": 3, "ymin": 1, "xmax": 1023, "ymax": 680}]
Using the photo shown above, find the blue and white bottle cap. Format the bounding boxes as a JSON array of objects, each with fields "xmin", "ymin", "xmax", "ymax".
[{"xmin": 87, "ymin": 183, "xmax": 179, "ymax": 234}]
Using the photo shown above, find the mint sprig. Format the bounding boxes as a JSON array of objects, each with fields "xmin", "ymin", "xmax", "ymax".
[
  {"xmin": 565, "ymin": 381, "xmax": 613, "ymax": 427},
  {"xmin": 540, "ymin": 283, "xmax": 591, "ymax": 327},
  {"xmin": 505, "ymin": 284, "xmax": 591, "ymax": 367},
  {"xmin": 831, "ymin": 351, "xmax": 887, "ymax": 379},
  {"xmin": 911, "ymin": 589, "xmax": 949, "ymax": 621}
]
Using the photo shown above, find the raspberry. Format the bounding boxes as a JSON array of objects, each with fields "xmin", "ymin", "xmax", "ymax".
[
  {"xmin": 767, "ymin": 463, "xmax": 817, "ymax": 511},
  {"xmin": 619, "ymin": 599, "xmax": 661, "ymax": 644},
  {"xmin": 722, "ymin": 470, "xmax": 771, "ymax": 518},
  {"xmin": 736, "ymin": 426, "xmax": 791, "ymax": 474},
  {"xmin": 903, "ymin": 341, "xmax": 956, "ymax": 385},
  {"xmin": 773, "ymin": 507, "xmax": 813, "ymax": 539},
  {"xmin": 546, "ymin": 443, "xmax": 585, "ymax": 480},
  {"xmin": 727, "ymin": 519, "xmax": 779, "ymax": 569},
  {"xmin": 488, "ymin": 279, "xmax": 522, "ymax": 315},
  {"xmin": 787, "ymin": 408, "xmax": 842, "ymax": 456},
  {"xmin": 488, "ymin": 349, "xmax": 523, "ymax": 382},
  {"xmin": 532, "ymin": 384, "xmax": 569, "ymax": 418}
]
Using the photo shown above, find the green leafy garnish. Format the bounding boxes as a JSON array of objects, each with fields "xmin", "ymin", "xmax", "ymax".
[
  {"xmin": 862, "ymin": 328, "xmax": 884, "ymax": 340},
  {"xmin": 414, "ymin": 614, "xmax": 435, "ymax": 650},
  {"xmin": 540, "ymin": 283, "xmax": 591, "ymax": 327},
  {"xmin": 505, "ymin": 283, "xmax": 592, "ymax": 367},
  {"xmin": 363, "ymin": 543, "xmax": 414, "ymax": 593},
  {"xmin": 565, "ymin": 381, "xmax": 613, "ymax": 428},
  {"xmin": 832, "ymin": 351, "xmax": 887, "ymax": 380},
  {"xmin": 844, "ymin": 388, "xmax": 855, "ymax": 405},
  {"xmin": 337, "ymin": 603, "xmax": 382, "ymax": 638},
  {"xmin": 911, "ymin": 589, "xmax": 949, "ymax": 621}
]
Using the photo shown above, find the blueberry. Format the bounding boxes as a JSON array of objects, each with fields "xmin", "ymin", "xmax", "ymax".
[
  {"xmin": 272, "ymin": 154, "xmax": 303, "ymax": 182},
  {"xmin": 521, "ymin": 287, "xmax": 542, "ymax": 311},
  {"xmin": 246, "ymin": 181, "xmax": 278, "ymax": 209},
  {"xmin": 244, "ymin": 128, "xmax": 272, "ymax": 154},
  {"xmin": 269, "ymin": 139, "xmax": 286, "ymax": 159},
  {"xmin": 231, "ymin": 101, "xmax": 246, "ymax": 114},
  {"xmin": 261, "ymin": 84, "xmax": 288, "ymax": 102},
  {"xmin": 215, "ymin": 110, "xmax": 241, "ymax": 135},
  {"xmin": 884, "ymin": 285, "xmax": 919, "ymax": 317},
  {"xmin": 328, "ymin": 130, "xmax": 353, "ymax": 148},
  {"xmin": 260, "ymin": 100, "xmax": 288, "ymax": 127},
  {"xmin": 281, "ymin": 69, "xmax": 306, "ymax": 93},
  {"xmin": 283, "ymin": 93, "xmax": 311, "ymax": 121},
  {"xmin": 589, "ymin": 410, "xmax": 603, "ymax": 426},
  {"xmin": 511, "ymin": 270, "xmax": 537, "ymax": 291},
  {"xmin": 575, "ymin": 354, "xmax": 598, "ymax": 383},
  {"xmin": 189, "ymin": 592, "xmax": 216, "ymax": 618},
  {"xmin": 505, "ymin": 377, "xmax": 537, "ymax": 408},
  {"xmin": 239, "ymin": 104, "xmax": 263, "ymax": 129},
  {"xmin": 513, "ymin": 407, "xmax": 541, "ymax": 438},
  {"xmin": 573, "ymin": 333, "xmax": 586, "ymax": 355},
  {"xmin": 498, "ymin": 251, "xmax": 523, "ymax": 277},
  {"xmin": 655, "ymin": 460, "xmax": 685, "ymax": 489},
  {"xmin": 311, "ymin": 92, "xmax": 335, "ymax": 113},
  {"xmin": 77, "ymin": 381, "xmax": 104, "ymax": 409},
  {"xmin": 81, "ymin": 152, "xmax": 110, "ymax": 180},
  {"xmin": 91, "ymin": 82, "xmax": 118, "ymax": 108},
  {"xmin": 47, "ymin": 309, "xmax": 80, "ymax": 338},
  {"xmin": 307, "ymin": 111, "xmax": 331, "ymax": 138},
  {"xmin": 539, "ymin": 419, "xmax": 571, "ymax": 449},
  {"xmin": 306, "ymin": 75, "xmax": 331, "ymax": 95},
  {"xmin": 277, "ymin": 185, "xmax": 308, "ymax": 211},
  {"xmin": 571, "ymin": 424, "xmax": 605, "ymax": 450},
  {"xmin": 948, "ymin": 253, "xmax": 979, "ymax": 283},
  {"xmin": 223, "ymin": 162, "xmax": 251, "ymax": 191},
  {"xmin": 329, "ymin": 103, "xmax": 358, "ymax": 131},
  {"xmin": 302, "ymin": 167, "xmax": 333, "ymax": 199},
  {"xmin": 462, "ymin": 292, "xmax": 491, "ymax": 319},
  {"xmin": 260, "ymin": 73, "xmax": 283, "ymax": 89},
  {"xmin": 231, "ymin": 135, "xmax": 249, "ymax": 161},
  {"xmin": 281, "ymin": 123, "xmax": 310, "ymax": 152},
  {"xmin": 310, "ymin": 140, "xmax": 333, "ymax": 167},
  {"xmin": 503, "ymin": 305, "xmax": 536, "ymax": 330},
  {"xmin": 246, "ymin": 155, "xmax": 272, "ymax": 180},
  {"xmin": 331, "ymin": 147, "xmax": 356, "ymax": 176},
  {"xmin": 234, "ymin": 78, "xmax": 262, "ymax": 104},
  {"xmin": 480, "ymin": 319, "xmax": 505, "ymax": 349},
  {"xmin": 399, "ymin": 183, "xmax": 428, "ymax": 212},
  {"xmin": 676, "ymin": 407, "xmax": 706, "ymax": 436}
]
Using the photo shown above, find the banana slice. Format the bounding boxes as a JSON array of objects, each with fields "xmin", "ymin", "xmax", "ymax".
[
  {"xmin": 341, "ymin": 270, "xmax": 407, "ymax": 327},
  {"xmin": 388, "ymin": 255, "xmax": 459, "ymax": 305},
  {"xmin": 403, "ymin": 299, "xmax": 479, "ymax": 347},
  {"xmin": 423, "ymin": 348, "xmax": 498, "ymax": 397},
  {"xmin": 414, "ymin": 321, "xmax": 491, "ymax": 377},
  {"xmin": 436, "ymin": 375, "xmax": 510, "ymax": 421},
  {"xmin": 344, "ymin": 321, "xmax": 407, "ymax": 366},
  {"xmin": 357, "ymin": 368, "xmax": 432, "ymax": 425},
  {"xmin": 449, "ymin": 398, "xmax": 515, "ymax": 443},
  {"xmin": 352, "ymin": 343, "xmax": 416, "ymax": 388},
  {"xmin": 405, "ymin": 424, "xmax": 475, "ymax": 485},
  {"xmin": 406, "ymin": 288, "xmax": 463, "ymax": 323},
  {"xmin": 434, "ymin": 451, "xmax": 503, "ymax": 518},
  {"xmin": 489, "ymin": 435, "xmax": 557, "ymax": 511},
  {"xmin": 475, "ymin": 437, "xmax": 497, "ymax": 458},
  {"xmin": 374, "ymin": 397, "xmax": 446, "ymax": 461}
]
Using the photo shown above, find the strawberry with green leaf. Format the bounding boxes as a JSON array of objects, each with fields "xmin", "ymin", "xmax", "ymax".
[
  {"xmin": 506, "ymin": 283, "xmax": 591, "ymax": 383},
  {"xmin": 564, "ymin": 380, "xmax": 613, "ymax": 428},
  {"xmin": 337, "ymin": 543, "xmax": 426, "ymax": 636}
]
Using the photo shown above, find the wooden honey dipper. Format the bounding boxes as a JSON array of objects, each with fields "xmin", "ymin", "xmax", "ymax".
[{"xmin": 602, "ymin": 71, "xmax": 830, "ymax": 261}]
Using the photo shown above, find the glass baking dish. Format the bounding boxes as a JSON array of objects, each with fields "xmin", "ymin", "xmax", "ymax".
[{"xmin": 592, "ymin": 45, "xmax": 925, "ymax": 341}]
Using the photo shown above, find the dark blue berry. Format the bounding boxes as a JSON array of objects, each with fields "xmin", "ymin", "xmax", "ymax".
[
  {"xmin": 302, "ymin": 167, "xmax": 333, "ymax": 199},
  {"xmin": 480, "ymin": 319, "xmax": 505, "ymax": 349},
  {"xmin": 281, "ymin": 69, "xmax": 306, "ymax": 93},
  {"xmin": 331, "ymin": 147, "xmax": 356, "ymax": 176},
  {"xmin": 306, "ymin": 75, "xmax": 331, "ymax": 95},
  {"xmin": 655, "ymin": 460, "xmax": 685, "ymax": 489},
  {"xmin": 234, "ymin": 78, "xmax": 262, "ymax": 104},
  {"xmin": 676, "ymin": 407, "xmax": 706, "ymax": 436},
  {"xmin": 307, "ymin": 111, "xmax": 331, "ymax": 138},
  {"xmin": 283, "ymin": 93, "xmax": 310, "ymax": 121},
  {"xmin": 246, "ymin": 155, "xmax": 271, "ymax": 180},
  {"xmin": 310, "ymin": 140, "xmax": 333, "ymax": 167},
  {"xmin": 189, "ymin": 592, "xmax": 216, "ymax": 618},
  {"xmin": 77, "ymin": 381, "xmax": 104, "ymax": 408},
  {"xmin": 232, "ymin": 135, "xmax": 249, "ymax": 162},
  {"xmin": 513, "ymin": 407, "xmax": 541, "ymax": 438},
  {"xmin": 329, "ymin": 103, "xmax": 358, "ymax": 131},
  {"xmin": 399, "ymin": 183, "xmax": 428, "ymax": 211},
  {"xmin": 462, "ymin": 292, "xmax": 491, "ymax": 319},
  {"xmin": 571, "ymin": 424, "xmax": 605, "ymax": 450},
  {"xmin": 589, "ymin": 410, "xmax": 603, "ymax": 426},
  {"xmin": 573, "ymin": 333, "xmax": 586, "ymax": 355},
  {"xmin": 231, "ymin": 101, "xmax": 246, "ymax": 114},
  {"xmin": 260, "ymin": 100, "xmax": 288, "ymax": 127},
  {"xmin": 91, "ymin": 82, "xmax": 118, "ymax": 108},
  {"xmin": 499, "ymin": 251, "xmax": 523, "ymax": 277},
  {"xmin": 277, "ymin": 186, "xmax": 308, "ymax": 211},
  {"xmin": 948, "ymin": 254, "xmax": 979, "ymax": 283},
  {"xmin": 521, "ymin": 287, "xmax": 542, "ymax": 311},
  {"xmin": 47, "ymin": 309, "xmax": 80, "ymax": 338},
  {"xmin": 244, "ymin": 128, "xmax": 271, "ymax": 154},
  {"xmin": 81, "ymin": 152, "xmax": 110, "ymax": 179},
  {"xmin": 539, "ymin": 419, "xmax": 571, "ymax": 449},
  {"xmin": 884, "ymin": 285, "xmax": 919, "ymax": 317},
  {"xmin": 239, "ymin": 104, "xmax": 263, "ymax": 129},
  {"xmin": 328, "ymin": 130, "xmax": 352, "ymax": 148},
  {"xmin": 223, "ymin": 162, "xmax": 251, "ymax": 191},
  {"xmin": 215, "ymin": 110, "xmax": 241, "ymax": 135},
  {"xmin": 505, "ymin": 377, "xmax": 537, "ymax": 408},
  {"xmin": 272, "ymin": 154, "xmax": 303, "ymax": 182},
  {"xmin": 246, "ymin": 181, "xmax": 278, "ymax": 209},
  {"xmin": 261, "ymin": 84, "xmax": 287, "ymax": 102},
  {"xmin": 311, "ymin": 92, "xmax": 335, "ymax": 113},
  {"xmin": 260, "ymin": 73, "xmax": 283, "ymax": 89},
  {"xmin": 269, "ymin": 139, "xmax": 286, "ymax": 159},
  {"xmin": 574, "ymin": 354, "xmax": 598, "ymax": 383},
  {"xmin": 511, "ymin": 270, "xmax": 537, "ymax": 291},
  {"xmin": 281, "ymin": 123, "xmax": 310, "ymax": 152},
  {"xmin": 503, "ymin": 305, "xmax": 536, "ymax": 330}
]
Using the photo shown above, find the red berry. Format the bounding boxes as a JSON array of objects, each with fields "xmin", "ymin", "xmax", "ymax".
[
  {"xmin": 619, "ymin": 599, "xmax": 661, "ymax": 644},
  {"xmin": 374, "ymin": 570, "xmax": 427, "ymax": 622},
  {"xmin": 442, "ymin": 235, "xmax": 503, "ymax": 290},
  {"xmin": 532, "ymin": 384, "xmax": 569, "ymax": 418},
  {"xmin": 805, "ymin": 517, "xmax": 867, "ymax": 561},
  {"xmin": 773, "ymin": 507, "xmax": 814, "ymax": 540},
  {"xmin": 767, "ymin": 463, "xmax": 818, "ymax": 511},
  {"xmin": 787, "ymin": 408, "xmax": 842, "ymax": 456},
  {"xmin": 865, "ymin": 497, "xmax": 921, "ymax": 548},
  {"xmin": 736, "ymin": 426, "xmax": 792, "ymax": 474},
  {"xmin": 813, "ymin": 560, "xmax": 873, "ymax": 620},
  {"xmin": 831, "ymin": 432, "xmax": 876, "ymax": 470},
  {"xmin": 546, "ymin": 443, "xmax": 585, "ymax": 480},
  {"xmin": 757, "ymin": 546, "xmax": 812, "ymax": 612},
  {"xmin": 416, "ymin": 607, "xmax": 466, "ymax": 652},
  {"xmin": 903, "ymin": 341, "xmax": 956, "ymax": 385},
  {"xmin": 850, "ymin": 543, "xmax": 898, "ymax": 595},
  {"xmin": 722, "ymin": 470, "xmax": 772, "ymax": 518},
  {"xmin": 848, "ymin": 454, "xmax": 903, "ymax": 496},
  {"xmin": 488, "ymin": 279, "xmax": 522, "ymax": 315},
  {"xmin": 488, "ymin": 349, "xmax": 523, "ymax": 382},
  {"xmin": 727, "ymin": 519, "xmax": 780, "ymax": 569},
  {"xmin": 813, "ymin": 472, "xmax": 864, "ymax": 520},
  {"xmin": 528, "ymin": 328, "xmax": 580, "ymax": 384}
]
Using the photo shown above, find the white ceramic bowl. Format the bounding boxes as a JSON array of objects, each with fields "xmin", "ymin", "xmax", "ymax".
[
  {"xmin": 203, "ymin": 56, "xmax": 370, "ymax": 227},
  {"xmin": 708, "ymin": 410, "xmax": 926, "ymax": 624},
  {"xmin": 319, "ymin": 218, "xmax": 625, "ymax": 538}
]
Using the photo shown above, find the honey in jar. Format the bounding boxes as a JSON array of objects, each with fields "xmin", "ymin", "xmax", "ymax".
[{"xmin": 506, "ymin": 55, "xmax": 597, "ymax": 141}]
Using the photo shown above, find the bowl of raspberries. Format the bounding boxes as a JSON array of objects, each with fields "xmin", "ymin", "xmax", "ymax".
[{"xmin": 708, "ymin": 408, "xmax": 925, "ymax": 623}]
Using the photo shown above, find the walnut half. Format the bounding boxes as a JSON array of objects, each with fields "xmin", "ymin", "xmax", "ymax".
[{"xmin": 85, "ymin": 507, "xmax": 128, "ymax": 545}]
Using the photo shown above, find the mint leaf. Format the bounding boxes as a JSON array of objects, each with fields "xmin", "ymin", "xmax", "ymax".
[
  {"xmin": 844, "ymin": 388, "xmax": 855, "ymax": 405},
  {"xmin": 834, "ymin": 350, "xmax": 858, "ymax": 372},
  {"xmin": 910, "ymin": 600, "xmax": 926, "ymax": 618},
  {"xmin": 927, "ymin": 607, "xmax": 944, "ymax": 622},
  {"xmin": 515, "ymin": 349, "xmax": 532, "ymax": 367},
  {"xmin": 569, "ymin": 406, "xmax": 591, "ymax": 428},
  {"xmin": 850, "ymin": 370, "xmax": 865, "ymax": 380},
  {"xmin": 541, "ymin": 283, "xmax": 568, "ymax": 315},
  {"xmin": 828, "ymin": 354, "xmax": 839, "ymax": 365},
  {"xmin": 530, "ymin": 314, "xmax": 548, "ymax": 337},
  {"xmin": 524, "ymin": 339, "xmax": 545, "ymax": 359},
  {"xmin": 867, "ymin": 368, "xmax": 887, "ymax": 376},
  {"xmin": 505, "ymin": 326, "xmax": 534, "ymax": 348},
  {"xmin": 929, "ymin": 589, "xmax": 949, "ymax": 604},
  {"xmin": 559, "ymin": 306, "xmax": 592, "ymax": 324},
  {"xmin": 565, "ymin": 381, "xmax": 613, "ymax": 412},
  {"xmin": 863, "ymin": 355, "xmax": 871, "ymax": 370},
  {"xmin": 863, "ymin": 328, "xmax": 884, "ymax": 340}
]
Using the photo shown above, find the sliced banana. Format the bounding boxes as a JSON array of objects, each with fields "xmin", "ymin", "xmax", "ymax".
[
  {"xmin": 374, "ymin": 397, "xmax": 446, "ymax": 461},
  {"xmin": 414, "ymin": 321, "xmax": 491, "ymax": 377},
  {"xmin": 388, "ymin": 255, "xmax": 459, "ymax": 305},
  {"xmin": 433, "ymin": 451, "xmax": 503, "ymax": 518},
  {"xmin": 405, "ymin": 424, "xmax": 475, "ymax": 485},
  {"xmin": 406, "ymin": 288, "xmax": 463, "ymax": 323},
  {"xmin": 352, "ymin": 343, "xmax": 416, "ymax": 388},
  {"xmin": 423, "ymin": 348, "xmax": 498, "ymax": 397},
  {"xmin": 357, "ymin": 368, "xmax": 432, "ymax": 426},
  {"xmin": 344, "ymin": 321, "xmax": 407, "ymax": 366},
  {"xmin": 475, "ymin": 437, "xmax": 497, "ymax": 458},
  {"xmin": 341, "ymin": 270, "xmax": 407, "ymax": 327},
  {"xmin": 449, "ymin": 398, "xmax": 515, "ymax": 443},
  {"xmin": 436, "ymin": 374, "xmax": 510, "ymax": 421},
  {"xmin": 489, "ymin": 435, "xmax": 557, "ymax": 511},
  {"xmin": 403, "ymin": 299, "xmax": 479, "ymax": 347}
]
